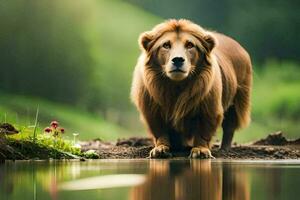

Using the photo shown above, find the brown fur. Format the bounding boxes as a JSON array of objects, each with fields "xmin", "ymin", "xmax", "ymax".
[{"xmin": 131, "ymin": 19, "xmax": 252, "ymax": 156}]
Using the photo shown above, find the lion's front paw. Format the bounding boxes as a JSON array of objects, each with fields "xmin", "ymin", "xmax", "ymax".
[
  {"xmin": 149, "ymin": 145, "xmax": 172, "ymax": 158},
  {"xmin": 189, "ymin": 146, "xmax": 215, "ymax": 159}
]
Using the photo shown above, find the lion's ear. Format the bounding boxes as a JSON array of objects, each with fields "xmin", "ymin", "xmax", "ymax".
[
  {"xmin": 203, "ymin": 34, "xmax": 216, "ymax": 53},
  {"xmin": 139, "ymin": 32, "xmax": 153, "ymax": 52}
]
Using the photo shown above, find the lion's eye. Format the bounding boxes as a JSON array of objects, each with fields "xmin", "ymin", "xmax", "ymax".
[
  {"xmin": 186, "ymin": 42, "xmax": 194, "ymax": 49},
  {"xmin": 162, "ymin": 42, "xmax": 171, "ymax": 49}
]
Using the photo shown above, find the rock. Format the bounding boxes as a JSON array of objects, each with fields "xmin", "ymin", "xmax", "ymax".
[
  {"xmin": 0, "ymin": 123, "xmax": 19, "ymax": 135},
  {"xmin": 84, "ymin": 149, "xmax": 100, "ymax": 159}
]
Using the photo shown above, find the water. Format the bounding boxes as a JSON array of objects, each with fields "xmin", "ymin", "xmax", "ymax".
[{"xmin": 1, "ymin": 159, "xmax": 300, "ymax": 200}]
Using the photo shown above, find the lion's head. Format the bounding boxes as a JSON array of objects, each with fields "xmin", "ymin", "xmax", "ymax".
[{"xmin": 139, "ymin": 19, "xmax": 216, "ymax": 81}]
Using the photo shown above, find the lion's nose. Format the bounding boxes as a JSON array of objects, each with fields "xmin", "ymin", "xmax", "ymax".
[{"xmin": 172, "ymin": 57, "xmax": 185, "ymax": 68}]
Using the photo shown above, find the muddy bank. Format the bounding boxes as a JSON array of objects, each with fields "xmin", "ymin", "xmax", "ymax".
[
  {"xmin": 80, "ymin": 132, "xmax": 300, "ymax": 159},
  {"xmin": 1, "ymin": 126, "xmax": 299, "ymax": 160}
]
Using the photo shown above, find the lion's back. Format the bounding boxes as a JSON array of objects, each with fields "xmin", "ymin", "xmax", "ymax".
[{"xmin": 212, "ymin": 32, "xmax": 252, "ymax": 85}]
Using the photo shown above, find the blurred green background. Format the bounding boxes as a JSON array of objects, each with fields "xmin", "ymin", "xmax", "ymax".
[{"xmin": 0, "ymin": 0, "xmax": 299, "ymax": 142}]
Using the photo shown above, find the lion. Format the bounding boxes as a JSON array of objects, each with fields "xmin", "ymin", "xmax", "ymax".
[{"xmin": 131, "ymin": 19, "xmax": 252, "ymax": 158}]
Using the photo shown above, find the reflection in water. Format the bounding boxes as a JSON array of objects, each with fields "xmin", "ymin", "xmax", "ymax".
[
  {"xmin": 222, "ymin": 163, "xmax": 250, "ymax": 200},
  {"xmin": 0, "ymin": 160, "xmax": 300, "ymax": 200},
  {"xmin": 0, "ymin": 165, "xmax": 14, "ymax": 196},
  {"xmin": 60, "ymin": 174, "xmax": 146, "ymax": 190},
  {"xmin": 130, "ymin": 160, "xmax": 249, "ymax": 200}
]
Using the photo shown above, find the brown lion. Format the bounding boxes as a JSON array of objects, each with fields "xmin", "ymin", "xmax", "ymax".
[{"xmin": 131, "ymin": 19, "xmax": 252, "ymax": 158}]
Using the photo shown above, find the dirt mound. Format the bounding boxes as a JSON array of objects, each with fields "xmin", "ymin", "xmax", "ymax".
[
  {"xmin": 212, "ymin": 145, "xmax": 300, "ymax": 159},
  {"xmin": 253, "ymin": 131, "xmax": 300, "ymax": 145},
  {"xmin": 80, "ymin": 137, "xmax": 153, "ymax": 159}
]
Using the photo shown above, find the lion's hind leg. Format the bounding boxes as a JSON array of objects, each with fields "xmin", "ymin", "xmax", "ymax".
[
  {"xmin": 221, "ymin": 83, "xmax": 251, "ymax": 150},
  {"xmin": 234, "ymin": 84, "xmax": 251, "ymax": 129},
  {"xmin": 221, "ymin": 106, "xmax": 239, "ymax": 150}
]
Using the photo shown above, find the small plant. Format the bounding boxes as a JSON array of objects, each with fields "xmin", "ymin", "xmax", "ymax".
[
  {"xmin": 44, "ymin": 120, "xmax": 65, "ymax": 137},
  {"xmin": 72, "ymin": 133, "xmax": 80, "ymax": 148}
]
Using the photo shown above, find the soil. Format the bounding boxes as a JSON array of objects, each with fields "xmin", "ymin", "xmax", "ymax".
[{"xmin": 80, "ymin": 131, "xmax": 300, "ymax": 160}]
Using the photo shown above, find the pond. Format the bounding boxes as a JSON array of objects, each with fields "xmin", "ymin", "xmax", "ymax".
[{"xmin": 1, "ymin": 159, "xmax": 300, "ymax": 200}]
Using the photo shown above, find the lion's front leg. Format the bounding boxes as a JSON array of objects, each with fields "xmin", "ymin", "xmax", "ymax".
[
  {"xmin": 189, "ymin": 137, "xmax": 214, "ymax": 159},
  {"xmin": 189, "ymin": 114, "xmax": 222, "ymax": 159},
  {"xmin": 150, "ymin": 136, "xmax": 172, "ymax": 158},
  {"xmin": 137, "ymin": 96, "xmax": 172, "ymax": 158}
]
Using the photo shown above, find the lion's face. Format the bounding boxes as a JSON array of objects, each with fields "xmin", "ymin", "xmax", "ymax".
[
  {"xmin": 139, "ymin": 20, "xmax": 216, "ymax": 82},
  {"xmin": 154, "ymin": 32, "xmax": 200, "ymax": 81}
]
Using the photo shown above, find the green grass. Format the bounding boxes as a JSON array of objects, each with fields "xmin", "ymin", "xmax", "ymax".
[{"xmin": 0, "ymin": 93, "xmax": 133, "ymax": 141}]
